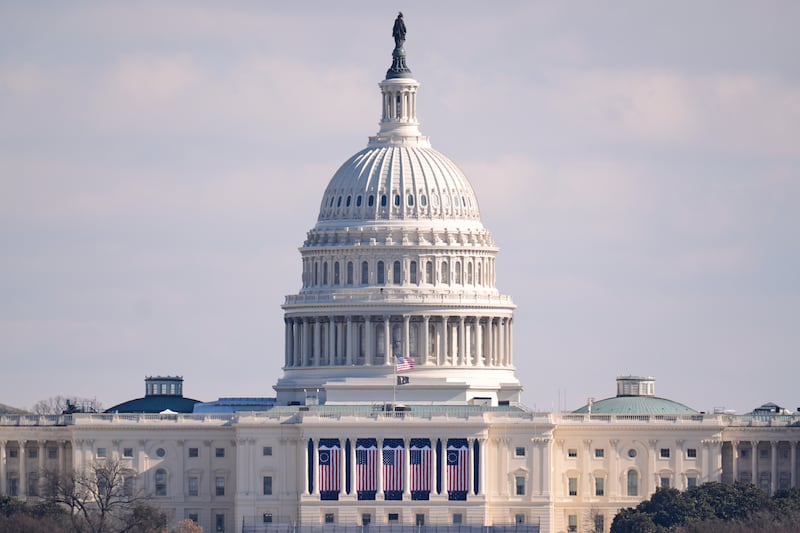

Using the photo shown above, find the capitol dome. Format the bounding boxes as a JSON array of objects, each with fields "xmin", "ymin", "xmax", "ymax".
[{"xmin": 276, "ymin": 24, "xmax": 519, "ymax": 407}]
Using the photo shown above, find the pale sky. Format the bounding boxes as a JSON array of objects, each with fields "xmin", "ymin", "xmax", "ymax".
[{"xmin": 1, "ymin": 1, "xmax": 798, "ymax": 414}]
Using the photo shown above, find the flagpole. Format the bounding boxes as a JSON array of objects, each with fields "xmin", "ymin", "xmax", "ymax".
[{"xmin": 392, "ymin": 348, "xmax": 397, "ymax": 407}]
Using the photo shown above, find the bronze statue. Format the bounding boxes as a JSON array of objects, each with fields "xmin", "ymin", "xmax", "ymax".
[{"xmin": 392, "ymin": 12, "xmax": 406, "ymax": 49}]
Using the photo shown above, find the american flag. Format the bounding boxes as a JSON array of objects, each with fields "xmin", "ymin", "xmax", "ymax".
[
  {"xmin": 395, "ymin": 356, "xmax": 414, "ymax": 371},
  {"xmin": 356, "ymin": 442, "xmax": 377, "ymax": 492},
  {"xmin": 447, "ymin": 443, "xmax": 469, "ymax": 492},
  {"xmin": 383, "ymin": 445, "xmax": 404, "ymax": 491},
  {"xmin": 318, "ymin": 443, "xmax": 341, "ymax": 492},
  {"xmin": 410, "ymin": 443, "xmax": 432, "ymax": 492}
]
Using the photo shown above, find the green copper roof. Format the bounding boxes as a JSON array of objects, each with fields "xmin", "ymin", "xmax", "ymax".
[{"xmin": 573, "ymin": 396, "xmax": 698, "ymax": 415}]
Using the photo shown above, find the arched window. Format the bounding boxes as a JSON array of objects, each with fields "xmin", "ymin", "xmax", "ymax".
[
  {"xmin": 361, "ymin": 261, "xmax": 369, "ymax": 285},
  {"xmin": 356, "ymin": 195, "xmax": 362, "ymax": 207},
  {"xmin": 314, "ymin": 262, "xmax": 319, "ymax": 286},
  {"xmin": 329, "ymin": 196, "xmax": 335, "ymax": 207},
  {"xmin": 455, "ymin": 261, "xmax": 462, "ymax": 284},
  {"xmin": 467, "ymin": 262, "xmax": 473, "ymax": 284},
  {"xmin": 394, "ymin": 194, "xmax": 401, "ymax": 206},
  {"xmin": 377, "ymin": 261, "xmax": 385, "ymax": 284},
  {"xmin": 426, "ymin": 261, "xmax": 433, "ymax": 284},
  {"xmin": 381, "ymin": 195, "xmax": 387, "ymax": 207},
  {"xmin": 334, "ymin": 262, "xmax": 340, "ymax": 285},
  {"xmin": 346, "ymin": 195, "xmax": 351, "ymax": 207},
  {"xmin": 441, "ymin": 261, "xmax": 449, "ymax": 284},
  {"xmin": 408, "ymin": 194, "xmax": 414, "ymax": 206},
  {"xmin": 155, "ymin": 468, "xmax": 167, "ymax": 497},
  {"xmin": 368, "ymin": 195, "xmax": 375, "ymax": 207},
  {"xmin": 627, "ymin": 469, "xmax": 638, "ymax": 497},
  {"xmin": 410, "ymin": 261, "xmax": 417, "ymax": 284},
  {"xmin": 477, "ymin": 262, "xmax": 482, "ymax": 285},
  {"xmin": 346, "ymin": 261, "xmax": 353, "ymax": 285},
  {"xmin": 337, "ymin": 196, "xmax": 342, "ymax": 207},
  {"xmin": 420, "ymin": 194, "xmax": 427, "ymax": 207},
  {"xmin": 323, "ymin": 263, "xmax": 329, "ymax": 285},
  {"xmin": 393, "ymin": 261, "xmax": 401, "ymax": 284}
]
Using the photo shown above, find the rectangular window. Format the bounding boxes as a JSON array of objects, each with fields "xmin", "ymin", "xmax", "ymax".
[
  {"xmin": 595, "ymin": 448, "xmax": 605, "ymax": 458},
  {"xmin": 361, "ymin": 514, "xmax": 371, "ymax": 526},
  {"xmin": 123, "ymin": 447, "xmax": 134, "ymax": 458},
  {"xmin": 594, "ymin": 514, "xmax": 605, "ymax": 533},
  {"xmin": 568, "ymin": 514, "xmax": 578, "ymax": 532},
  {"xmin": 453, "ymin": 513, "xmax": 463, "ymax": 524},
  {"xmin": 660, "ymin": 448, "xmax": 670, "ymax": 458},
  {"xmin": 215, "ymin": 448, "xmax": 225, "ymax": 458},
  {"xmin": 687, "ymin": 448, "xmax": 697, "ymax": 458},
  {"xmin": 741, "ymin": 449, "xmax": 749, "ymax": 458},
  {"xmin": 325, "ymin": 513, "xmax": 335, "ymax": 524},
  {"xmin": 28, "ymin": 448, "xmax": 38, "ymax": 458},
  {"xmin": 263, "ymin": 476, "xmax": 272, "ymax": 496},
  {"xmin": 569, "ymin": 477, "xmax": 578, "ymax": 496},
  {"xmin": 262, "ymin": 446, "xmax": 272, "ymax": 456},
  {"xmin": 760, "ymin": 448, "xmax": 769, "ymax": 458},
  {"xmin": 568, "ymin": 448, "xmax": 577, "ymax": 458},
  {"xmin": 48, "ymin": 448, "xmax": 58, "ymax": 459},
  {"xmin": 388, "ymin": 513, "xmax": 399, "ymax": 523},
  {"xmin": 515, "ymin": 476, "xmax": 525, "ymax": 496},
  {"xmin": 415, "ymin": 514, "xmax": 425, "ymax": 526},
  {"xmin": 263, "ymin": 513, "xmax": 272, "ymax": 523},
  {"xmin": 96, "ymin": 447, "xmax": 106, "ymax": 458},
  {"xmin": 189, "ymin": 447, "xmax": 199, "ymax": 458},
  {"xmin": 595, "ymin": 477, "xmax": 605, "ymax": 496},
  {"xmin": 515, "ymin": 446, "xmax": 526, "ymax": 457},
  {"xmin": 687, "ymin": 476, "xmax": 698, "ymax": 489},
  {"xmin": 9, "ymin": 478, "xmax": 18, "ymax": 496},
  {"xmin": 515, "ymin": 514, "xmax": 526, "ymax": 524},
  {"xmin": 188, "ymin": 476, "xmax": 199, "ymax": 497},
  {"xmin": 123, "ymin": 477, "xmax": 134, "ymax": 497},
  {"xmin": 410, "ymin": 261, "xmax": 417, "ymax": 284},
  {"xmin": 215, "ymin": 476, "xmax": 225, "ymax": 496},
  {"xmin": 215, "ymin": 513, "xmax": 225, "ymax": 532},
  {"xmin": 9, "ymin": 449, "xmax": 17, "ymax": 458},
  {"xmin": 661, "ymin": 476, "xmax": 670, "ymax": 488},
  {"xmin": 188, "ymin": 513, "xmax": 199, "ymax": 523}
]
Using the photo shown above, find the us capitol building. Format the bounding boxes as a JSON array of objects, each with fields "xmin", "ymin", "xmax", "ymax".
[{"xmin": 2, "ymin": 15, "xmax": 799, "ymax": 533}]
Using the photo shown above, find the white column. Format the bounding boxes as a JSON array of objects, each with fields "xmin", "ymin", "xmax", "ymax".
[
  {"xmin": 366, "ymin": 317, "xmax": 375, "ymax": 365},
  {"xmin": 328, "ymin": 316, "xmax": 336, "ymax": 365},
  {"xmin": 649, "ymin": 439, "xmax": 658, "ymax": 495},
  {"xmin": 486, "ymin": 319, "xmax": 494, "ymax": 366},
  {"xmin": 476, "ymin": 318, "xmax": 484, "ymax": 366},
  {"xmin": 457, "ymin": 317, "xmax": 465, "ymax": 366},
  {"xmin": 311, "ymin": 438, "xmax": 319, "ymax": 496},
  {"xmin": 403, "ymin": 438, "xmax": 411, "ymax": 499},
  {"xmin": 609, "ymin": 440, "xmax": 618, "ymax": 497},
  {"xmin": 442, "ymin": 441, "xmax": 449, "ymax": 495},
  {"xmin": 301, "ymin": 439, "xmax": 311, "ymax": 496},
  {"xmin": 18, "ymin": 440, "xmax": 26, "ymax": 499},
  {"xmin": 791, "ymin": 441, "xmax": 797, "ymax": 488},
  {"xmin": 377, "ymin": 438, "xmax": 384, "ymax": 496},
  {"xmin": 731, "ymin": 441, "xmax": 739, "ymax": 482},
  {"xmin": 771, "ymin": 441, "xmax": 778, "ymax": 494},
  {"xmin": 346, "ymin": 317, "xmax": 354, "ymax": 365},
  {"xmin": 313, "ymin": 319, "xmax": 321, "ymax": 367},
  {"xmin": 0, "ymin": 440, "xmax": 6, "ymax": 494},
  {"xmin": 402, "ymin": 316, "xmax": 410, "ymax": 360},
  {"xmin": 751, "ymin": 441, "xmax": 758, "ymax": 485},
  {"xmin": 440, "ymin": 319, "xmax": 448, "ymax": 365},
  {"xmin": 675, "ymin": 440, "xmax": 684, "ymax": 490},
  {"xmin": 507, "ymin": 318, "xmax": 513, "ymax": 366},
  {"xmin": 284, "ymin": 318, "xmax": 291, "ymax": 367},
  {"xmin": 421, "ymin": 316, "xmax": 430, "ymax": 366},
  {"xmin": 499, "ymin": 318, "xmax": 507, "ymax": 366},
  {"xmin": 383, "ymin": 316, "xmax": 392, "ymax": 365},
  {"xmin": 464, "ymin": 318, "xmax": 472, "ymax": 366}
]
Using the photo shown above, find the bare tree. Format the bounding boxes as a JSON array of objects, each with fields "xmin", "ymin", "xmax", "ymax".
[
  {"xmin": 32, "ymin": 396, "xmax": 103, "ymax": 415},
  {"xmin": 43, "ymin": 458, "xmax": 165, "ymax": 533}
]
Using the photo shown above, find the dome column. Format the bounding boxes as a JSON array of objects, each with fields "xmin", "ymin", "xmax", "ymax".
[
  {"xmin": 475, "ymin": 318, "xmax": 484, "ymax": 366},
  {"xmin": 402, "ymin": 315, "xmax": 411, "ymax": 360},
  {"xmin": 346, "ymin": 316, "xmax": 354, "ymax": 365},
  {"xmin": 313, "ymin": 319, "xmax": 321, "ymax": 367},
  {"xmin": 420, "ymin": 315, "xmax": 430, "ymax": 366},
  {"xmin": 383, "ymin": 316, "xmax": 392, "ymax": 366},
  {"xmin": 328, "ymin": 316, "xmax": 336, "ymax": 365},
  {"xmin": 457, "ymin": 317, "xmax": 465, "ymax": 366}
]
